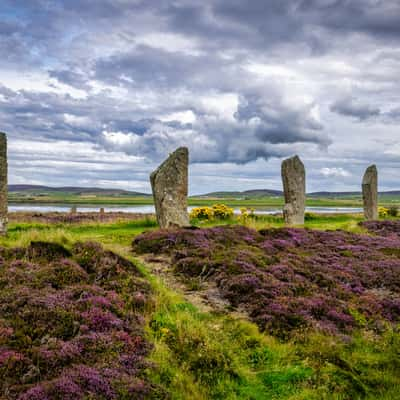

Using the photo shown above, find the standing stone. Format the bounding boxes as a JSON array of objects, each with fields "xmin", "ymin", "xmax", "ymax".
[
  {"xmin": 70, "ymin": 205, "xmax": 77, "ymax": 214},
  {"xmin": 150, "ymin": 147, "xmax": 189, "ymax": 228},
  {"xmin": 362, "ymin": 165, "xmax": 378, "ymax": 220},
  {"xmin": 281, "ymin": 155, "xmax": 306, "ymax": 225},
  {"xmin": 0, "ymin": 133, "xmax": 7, "ymax": 235}
]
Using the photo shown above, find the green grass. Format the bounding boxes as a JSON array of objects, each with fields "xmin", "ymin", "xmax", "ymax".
[
  {"xmin": 191, "ymin": 213, "xmax": 368, "ymax": 233},
  {"xmin": 1, "ymin": 214, "xmax": 399, "ymax": 399}
]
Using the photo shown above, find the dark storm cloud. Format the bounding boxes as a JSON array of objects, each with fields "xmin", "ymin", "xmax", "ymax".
[
  {"xmin": 330, "ymin": 97, "xmax": 400, "ymax": 124},
  {"xmin": 158, "ymin": 0, "xmax": 325, "ymax": 54},
  {"xmin": 157, "ymin": 0, "xmax": 400, "ymax": 55},
  {"xmin": 94, "ymin": 45, "xmax": 209, "ymax": 89},
  {"xmin": 236, "ymin": 94, "xmax": 326, "ymax": 145},
  {"xmin": 48, "ymin": 70, "xmax": 92, "ymax": 91},
  {"xmin": 330, "ymin": 97, "xmax": 381, "ymax": 121},
  {"xmin": 299, "ymin": 0, "xmax": 400, "ymax": 40},
  {"xmin": 98, "ymin": 92, "xmax": 329, "ymax": 164},
  {"xmin": 0, "ymin": 82, "xmax": 329, "ymax": 164}
]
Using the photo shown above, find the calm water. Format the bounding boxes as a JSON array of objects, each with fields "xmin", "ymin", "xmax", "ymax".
[{"xmin": 8, "ymin": 204, "xmax": 363, "ymax": 215}]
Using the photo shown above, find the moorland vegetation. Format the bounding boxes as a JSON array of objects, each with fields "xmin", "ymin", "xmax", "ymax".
[{"xmin": 1, "ymin": 211, "xmax": 399, "ymax": 399}]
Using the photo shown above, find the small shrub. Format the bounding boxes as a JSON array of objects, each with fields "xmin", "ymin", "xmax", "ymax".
[
  {"xmin": 378, "ymin": 207, "xmax": 389, "ymax": 218},
  {"xmin": 27, "ymin": 241, "xmax": 72, "ymax": 261},
  {"xmin": 189, "ymin": 206, "xmax": 214, "ymax": 220},
  {"xmin": 305, "ymin": 212, "xmax": 318, "ymax": 221},
  {"xmin": 190, "ymin": 204, "xmax": 234, "ymax": 221},
  {"xmin": 238, "ymin": 207, "xmax": 255, "ymax": 224},
  {"xmin": 388, "ymin": 205, "xmax": 399, "ymax": 217},
  {"xmin": 212, "ymin": 204, "xmax": 234, "ymax": 220}
]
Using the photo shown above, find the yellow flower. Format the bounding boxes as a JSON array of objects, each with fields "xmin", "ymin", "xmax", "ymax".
[
  {"xmin": 160, "ymin": 327, "xmax": 170, "ymax": 336},
  {"xmin": 190, "ymin": 206, "xmax": 214, "ymax": 220},
  {"xmin": 212, "ymin": 204, "xmax": 234, "ymax": 220},
  {"xmin": 378, "ymin": 207, "xmax": 389, "ymax": 218}
]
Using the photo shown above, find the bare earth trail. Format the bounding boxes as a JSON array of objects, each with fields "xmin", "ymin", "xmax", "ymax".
[{"xmin": 137, "ymin": 253, "xmax": 249, "ymax": 319}]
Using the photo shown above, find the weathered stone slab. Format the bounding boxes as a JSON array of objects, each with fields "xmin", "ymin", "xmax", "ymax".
[
  {"xmin": 0, "ymin": 133, "xmax": 7, "ymax": 235},
  {"xmin": 362, "ymin": 165, "xmax": 378, "ymax": 220},
  {"xmin": 281, "ymin": 155, "xmax": 305, "ymax": 225},
  {"xmin": 150, "ymin": 147, "xmax": 189, "ymax": 228}
]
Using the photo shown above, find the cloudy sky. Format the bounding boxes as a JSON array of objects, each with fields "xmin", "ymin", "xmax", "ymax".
[{"xmin": 1, "ymin": 0, "xmax": 399, "ymax": 194}]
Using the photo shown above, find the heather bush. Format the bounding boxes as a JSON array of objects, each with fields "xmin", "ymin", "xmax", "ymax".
[
  {"xmin": 9, "ymin": 211, "xmax": 156, "ymax": 225},
  {"xmin": 27, "ymin": 241, "xmax": 72, "ymax": 261},
  {"xmin": 34, "ymin": 259, "xmax": 89, "ymax": 288},
  {"xmin": 361, "ymin": 220, "xmax": 400, "ymax": 237},
  {"xmin": 0, "ymin": 241, "xmax": 163, "ymax": 399},
  {"xmin": 133, "ymin": 225, "xmax": 400, "ymax": 338}
]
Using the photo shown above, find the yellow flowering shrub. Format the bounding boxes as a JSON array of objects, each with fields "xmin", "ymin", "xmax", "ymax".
[
  {"xmin": 379, "ymin": 207, "xmax": 389, "ymax": 218},
  {"xmin": 238, "ymin": 207, "xmax": 255, "ymax": 223},
  {"xmin": 212, "ymin": 204, "xmax": 234, "ymax": 220},
  {"xmin": 190, "ymin": 204, "xmax": 234, "ymax": 221},
  {"xmin": 190, "ymin": 206, "xmax": 214, "ymax": 220}
]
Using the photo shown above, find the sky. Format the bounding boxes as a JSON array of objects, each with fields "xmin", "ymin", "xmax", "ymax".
[{"xmin": 0, "ymin": 0, "xmax": 399, "ymax": 194}]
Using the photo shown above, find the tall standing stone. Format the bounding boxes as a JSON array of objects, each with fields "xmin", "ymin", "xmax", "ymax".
[
  {"xmin": 0, "ymin": 133, "xmax": 7, "ymax": 235},
  {"xmin": 281, "ymin": 155, "xmax": 306, "ymax": 225},
  {"xmin": 362, "ymin": 165, "xmax": 378, "ymax": 220},
  {"xmin": 150, "ymin": 147, "xmax": 189, "ymax": 228}
]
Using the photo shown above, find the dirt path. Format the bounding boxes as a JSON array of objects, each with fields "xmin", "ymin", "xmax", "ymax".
[{"xmin": 138, "ymin": 254, "xmax": 247, "ymax": 318}]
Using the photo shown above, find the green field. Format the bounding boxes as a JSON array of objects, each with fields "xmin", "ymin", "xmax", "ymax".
[
  {"xmin": 9, "ymin": 193, "xmax": 400, "ymax": 208},
  {"xmin": 1, "ymin": 212, "xmax": 400, "ymax": 399},
  {"xmin": 8, "ymin": 190, "xmax": 400, "ymax": 208}
]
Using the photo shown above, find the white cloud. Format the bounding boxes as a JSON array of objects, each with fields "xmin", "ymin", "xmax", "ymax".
[
  {"xmin": 320, "ymin": 167, "xmax": 351, "ymax": 177},
  {"xmin": 159, "ymin": 110, "xmax": 197, "ymax": 124}
]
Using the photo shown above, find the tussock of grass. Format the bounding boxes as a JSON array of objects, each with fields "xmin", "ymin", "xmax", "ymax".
[{"xmin": 147, "ymin": 300, "xmax": 314, "ymax": 399}]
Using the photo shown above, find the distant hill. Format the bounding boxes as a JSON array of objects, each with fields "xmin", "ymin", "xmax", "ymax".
[
  {"xmin": 8, "ymin": 185, "xmax": 151, "ymax": 197},
  {"xmin": 197, "ymin": 189, "xmax": 400, "ymax": 199},
  {"xmin": 308, "ymin": 191, "xmax": 359, "ymax": 197},
  {"xmin": 9, "ymin": 185, "xmax": 400, "ymax": 199},
  {"xmin": 308, "ymin": 190, "xmax": 400, "ymax": 197},
  {"xmin": 195, "ymin": 189, "xmax": 283, "ymax": 198}
]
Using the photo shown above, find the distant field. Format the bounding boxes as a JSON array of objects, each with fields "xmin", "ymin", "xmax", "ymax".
[{"xmin": 8, "ymin": 191, "xmax": 400, "ymax": 207}]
